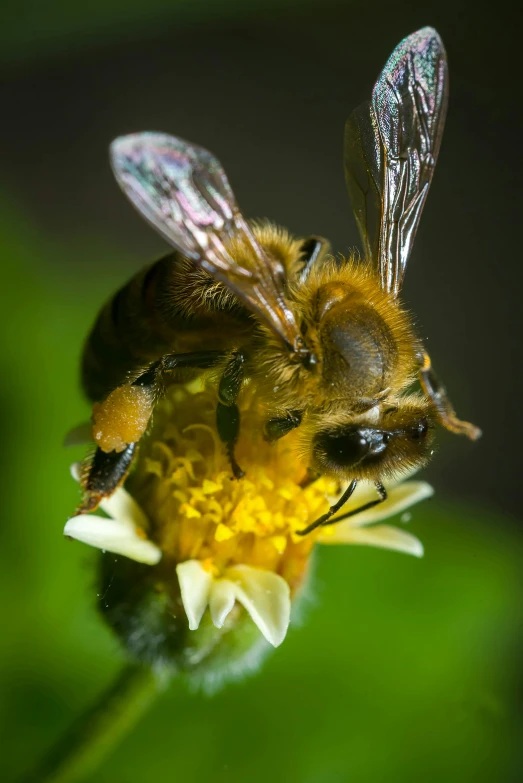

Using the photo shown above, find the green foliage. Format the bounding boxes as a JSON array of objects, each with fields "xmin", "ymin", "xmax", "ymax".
[{"xmin": 0, "ymin": 202, "xmax": 521, "ymax": 782}]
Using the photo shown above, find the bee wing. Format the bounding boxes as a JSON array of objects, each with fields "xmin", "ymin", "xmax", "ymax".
[
  {"xmin": 110, "ymin": 133, "xmax": 302, "ymax": 351},
  {"xmin": 344, "ymin": 27, "xmax": 448, "ymax": 296}
]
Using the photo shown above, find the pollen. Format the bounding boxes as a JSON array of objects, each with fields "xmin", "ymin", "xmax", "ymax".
[
  {"xmin": 92, "ymin": 385, "xmax": 154, "ymax": 453},
  {"xmin": 127, "ymin": 384, "xmax": 337, "ymax": 594}
]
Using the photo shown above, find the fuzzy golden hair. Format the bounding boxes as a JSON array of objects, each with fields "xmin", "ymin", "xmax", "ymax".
[
  {"xmin": 248, "ymin": 233, "xmax": 421, "ymax": 416},
  {"xmin": 85, "ymin": 218, "xmax": 435, "ymax": 487}
]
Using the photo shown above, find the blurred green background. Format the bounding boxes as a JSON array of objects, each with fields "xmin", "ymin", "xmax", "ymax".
[{"xmin": 1, "ymin": 0, "xmax": 522, "ymax": 780}]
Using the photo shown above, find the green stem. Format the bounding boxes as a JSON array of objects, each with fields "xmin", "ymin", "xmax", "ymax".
[{"xmin": 21, "ymin": 664, "xmax": 161, "ymax": 783}]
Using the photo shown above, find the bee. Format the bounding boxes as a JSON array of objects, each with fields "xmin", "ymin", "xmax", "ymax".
[{"xmin": 79, "ymin": 26, "xmax": 480, "ymax": 533}]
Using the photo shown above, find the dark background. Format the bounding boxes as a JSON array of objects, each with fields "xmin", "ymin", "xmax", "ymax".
[{"xmin": 1, "ymin": 1, "xmax": 522, "ymax": 781}]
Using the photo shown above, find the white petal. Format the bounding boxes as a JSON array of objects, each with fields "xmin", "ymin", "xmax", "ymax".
[
  {"xmin": 64, "ymin": 514, "xmax": 162, "ymax": 564},
  {"xmin": 70, "ymin": 462, "xmax": 82, "ymax": 482},
  {"xmin": 99, "ymin": 486, "xmax": 150, "ymax": 529},
  {"xmin": 69, "ymin": 461, "xmax": 149, "ymax": 529},
  {"xmin": 351, "ymin": 481, "xmax": 433, "ymax": 528},
  {"xmin": 320, "ymin": 523, "xmax": 424, "ymax": 557},
  {"xmin": 209, "ymin": 579, "xmax": 237, "ymax": 628},
  {"xmin": 319, "ymin": 481, "xmax": 434, "ymax": 545},
  {"xmin": 176, "ymin": 560, "xmax": 213, "ymax": 631},
  {"xmin": 225, "ymin": 565, "xmax": 291, "ymax": 647}
]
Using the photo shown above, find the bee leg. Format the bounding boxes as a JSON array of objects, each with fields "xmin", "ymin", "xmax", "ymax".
[
  {"xmin": 216, "ymin": 351, "xmax": 246, "ymax": 479},
  {"xmin": 296, "ymin": 479, "xmax": 359, "ymax": 535},
  {"xmin": 133, "ymin": 350, "xmax": 225, "ymax": 388},
  {"xmin": 82, "ymin": 350, "xmax": 226, "ymax": 512},
  {"xmin": 77, "ymin": 443, "xmax": 137, "ymax": 513},
  {"xmin": 418, "ymin": 351, "xmax": 482, "ymax": 440},
  {"xmin": 321, "ymin": 481, "xmax": 388, "ymax": 527},
  {"xmin": 264, "ymin": 410, "xmax": 303, "ymax": 442},
  {"xmin": 298, "ymin": 236, "xmax": 330, "ymax": 283}
]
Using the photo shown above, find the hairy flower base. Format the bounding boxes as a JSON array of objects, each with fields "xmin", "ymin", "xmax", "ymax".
[{"xmin": 65, "ymin": 384, "xmax": 432, "ymax": 674}]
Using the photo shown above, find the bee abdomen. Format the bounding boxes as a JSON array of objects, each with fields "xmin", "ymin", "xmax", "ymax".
[
  {"xmin": 82, "ymin": 252, "xmax": 252, "ymax": 402},
  {"xmin": 82, "ymin": 254, "xmax": 182, "ymax": 401}
]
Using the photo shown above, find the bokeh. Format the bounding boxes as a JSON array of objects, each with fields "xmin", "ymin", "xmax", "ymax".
[{"xmin": 1, "ymin": 0, "xmax": 522, "ymax": 780}]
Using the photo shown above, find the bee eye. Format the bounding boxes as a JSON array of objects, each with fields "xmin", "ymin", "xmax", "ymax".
[
  {"xmin": 314, "ymin": 426, "xmax": 390, "ymax": 470},
  {"xmin": 316, "ymin": 429, "xmax": 369, "ymax": 468},
  {"xmin": 407, "ymin": 420, "xmax": 429, "ymax": 441}
]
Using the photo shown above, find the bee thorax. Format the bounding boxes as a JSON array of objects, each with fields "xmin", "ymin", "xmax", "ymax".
[{"xmin": 320, "ymin": 301, "xmax": 397, "ymax": 398}]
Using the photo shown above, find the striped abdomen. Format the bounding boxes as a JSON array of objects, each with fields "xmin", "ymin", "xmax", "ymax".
[{"xmin": 82, "ymin": 252, "xmax": 251, "ymax": 402}]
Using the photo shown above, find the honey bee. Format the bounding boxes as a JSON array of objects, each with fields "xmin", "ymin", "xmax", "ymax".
[{"xmin": 80, "ymin": 27, "xmax": 480, "ymax": 533}]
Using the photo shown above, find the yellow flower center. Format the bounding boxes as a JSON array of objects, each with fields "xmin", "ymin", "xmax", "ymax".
[{"xmin": 127, "ymin": 381, "xmax": 337, "ymax": 594}]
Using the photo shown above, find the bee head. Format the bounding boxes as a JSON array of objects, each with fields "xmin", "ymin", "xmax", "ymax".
[{"xmin": 309, "ymin": 397, "xmax": 436, "ymax": 481}]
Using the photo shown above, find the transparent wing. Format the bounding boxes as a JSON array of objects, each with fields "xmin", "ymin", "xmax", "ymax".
[
  {"xmin": 110, "ymin": 133, "xmax": 302, "ymax": 351},
  {"xmin": 344, "ymin": 27, "xmax": 448, "ymax": 296}
]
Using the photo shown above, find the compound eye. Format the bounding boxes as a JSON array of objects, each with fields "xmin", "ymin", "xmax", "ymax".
[
  {"xmin": 315, "ymin": 429, "xmax": 370, "ymax": 469},
  {"xmin": 407, "ymin": 420, "xmax": 429, "ymax": 441}
]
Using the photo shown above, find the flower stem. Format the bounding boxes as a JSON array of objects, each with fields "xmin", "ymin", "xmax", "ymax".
[{"xmin": 21, "ymin": 664, "xmax": 161, "ymax": 783}]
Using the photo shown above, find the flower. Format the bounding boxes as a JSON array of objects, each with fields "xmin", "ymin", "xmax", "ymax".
[
  {"xmin": 65, "ymin": 384, "xmax": 433, "ymax": 658},
  {"xmin": 177, "ymin": 561, "xmax": 290, "ymax": 648},
  {"xmin": 65, "ymin": 464, "xmax": 162, "ymax": 565}
]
